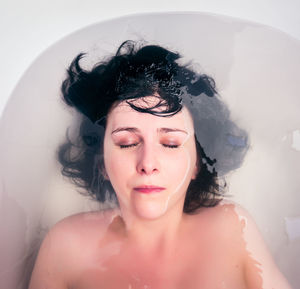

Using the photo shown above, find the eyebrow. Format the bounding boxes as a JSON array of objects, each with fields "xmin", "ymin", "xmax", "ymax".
[{"xmin": 111, "ymin": 127, "xmax": 188, "ymax": 135}]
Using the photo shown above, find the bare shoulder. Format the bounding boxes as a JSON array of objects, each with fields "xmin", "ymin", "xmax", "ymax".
[
  {"xmin": 193, "ymin": 200, "xmax": 269, "ymax": 238},
  {"xmin": 39, "ymin": 209, "xmax": 119, "ymax": 250},
  {"xmin": 194, "ymin": 201, "xmax": 292, "ymax": 289},
  {"xmin": 29, "ymin": 209, "xmax": 119, "ymax": 289},
  {"xmin": 52, "ymin": 208, "xmax": 120, "ymax": 235},
  {"xmin": 192, "ymin": 200, "xmax": 248, "ymax": 235},
  {"xmin": 43, "ymin": 208, "xmax": 121, "ymax": 256}
]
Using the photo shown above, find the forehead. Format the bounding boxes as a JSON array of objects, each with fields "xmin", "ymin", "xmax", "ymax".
[{"xmin": 106, "ymin": 101, "xmax": 194, "ymax": 132}]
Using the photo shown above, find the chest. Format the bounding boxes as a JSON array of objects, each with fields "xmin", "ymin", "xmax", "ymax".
[{"xmin": 70, "ymin": 241, "xmax": 245, "ymax": 289}]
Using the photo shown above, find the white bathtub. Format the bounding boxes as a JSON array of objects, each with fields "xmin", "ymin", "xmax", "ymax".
[{"xmin": 0, "ymin": 12, "xmax": 299, "ymax": 288}]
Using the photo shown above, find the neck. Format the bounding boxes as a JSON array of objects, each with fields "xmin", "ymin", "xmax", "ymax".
[{"xmin": 112, "ymin": 205, "xmax": 188, "ymax": 260}]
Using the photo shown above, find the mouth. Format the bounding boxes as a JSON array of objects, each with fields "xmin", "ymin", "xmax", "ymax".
[{"xmin": 133, "ymin": 185, "xmax": 166, "ymax": 194}]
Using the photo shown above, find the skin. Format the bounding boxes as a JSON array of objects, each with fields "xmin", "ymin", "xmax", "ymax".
[
  {"xmin": 29, "ymin": 98, "xmax": 292, "ymax": 289},
  {"xmin": 103, "ymin": 99, "xmax": 198, "ymax": 252}
]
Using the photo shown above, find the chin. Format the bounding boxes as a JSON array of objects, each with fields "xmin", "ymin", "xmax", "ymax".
[{"xmin": 133, "ymin": 200, "xmax": 170, "ymax": 220}]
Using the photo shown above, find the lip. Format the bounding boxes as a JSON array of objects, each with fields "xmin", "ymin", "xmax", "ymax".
[{"xmin": 133, "ymin": 185, "xmax": 166, "ymax": 194}]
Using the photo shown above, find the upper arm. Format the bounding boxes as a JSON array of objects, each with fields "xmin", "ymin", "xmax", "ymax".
[
  {"xmin": 235, "ymin": 206, "xmax": 292, "ymax": 289},
  {"xmin": 28, "ymin": 211, "xmax": 112, "ymax": 289},
  {"xmin": 28, "ymin": 223, "xmax": 72, "ymax": 289}
]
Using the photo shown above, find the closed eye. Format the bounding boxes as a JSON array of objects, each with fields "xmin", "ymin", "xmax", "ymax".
[
  {"xmin": 119, "ymin": 143, "xmax": 138, "ymax": 149},
  {"xmin": 162, "ymin": 144, "xmax": 179, "ymax": 148},
  {"xmin": 120, "ymin": 143, "xmax": 179, "ymax": 149}
]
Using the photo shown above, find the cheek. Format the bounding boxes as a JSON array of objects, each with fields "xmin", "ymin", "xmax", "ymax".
[
  {"xmin": 162, "ymin": 149, "xmax": 192, "ymax": 180},
  {"xmin": 105, "ymin": 152, "xmax": 126, "ymax": 179},
  {"xmin": 104, "ymin": 136, "xmax": 124, "ymax": 179},
  {"xmin": 104, "ymin": 148, "xmax": 135, "ymax": 191},
  {"xmin": 169, "ymin": 144, "xmax": 198, "ymax": 188}
]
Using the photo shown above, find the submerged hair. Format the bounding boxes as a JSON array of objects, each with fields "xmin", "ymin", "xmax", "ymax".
[{"xmin": 58, "ymin": 40, "xmax": 247, "ymax": 213}]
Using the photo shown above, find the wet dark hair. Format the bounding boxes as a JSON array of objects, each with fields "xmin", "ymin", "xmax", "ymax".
[{"xmin": 58, "ymin": 40, "xmax": 247, "ymax": 213}]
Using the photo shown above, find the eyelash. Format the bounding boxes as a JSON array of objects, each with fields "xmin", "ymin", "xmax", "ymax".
[
  {"xmin": 163, "ymin": 144, "xmax": 179, "ymax": 149},
  {"xmin": 119, "ymin": 143, "xmax": 179, "ymax": 149},
  {"xmin": 120, "ymin": 144, "xmax": 138, "ymax": 149}
]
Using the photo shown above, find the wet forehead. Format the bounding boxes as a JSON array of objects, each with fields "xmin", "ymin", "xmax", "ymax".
[{"xmin": 106, "ymin": 102, "xmax": 195, "ymax": 133}]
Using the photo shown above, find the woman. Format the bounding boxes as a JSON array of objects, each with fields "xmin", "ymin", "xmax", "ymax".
[{"xmin": 29, "ymin": 41, "xmax": 292, "ymax": 289}]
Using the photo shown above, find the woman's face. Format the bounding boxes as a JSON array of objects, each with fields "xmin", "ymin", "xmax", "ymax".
[{"xmin": 103, "ymin": 98, "xmax": 198, "ymax": 220}]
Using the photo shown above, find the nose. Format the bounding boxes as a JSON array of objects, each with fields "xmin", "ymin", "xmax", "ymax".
[{"xmin": 136, "ymin": 142, "xmax": 160, "ymax": 175}]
